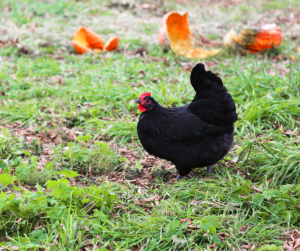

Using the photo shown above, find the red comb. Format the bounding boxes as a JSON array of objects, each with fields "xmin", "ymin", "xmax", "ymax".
[{"xmin": 139, "ymin": 92, "xmax": 151, "ymax": 99}]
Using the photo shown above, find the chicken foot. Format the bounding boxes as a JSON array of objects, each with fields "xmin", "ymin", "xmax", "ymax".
[{"xmin": 176, "ymin": 165, "xmax": 212, "ymax": 180}]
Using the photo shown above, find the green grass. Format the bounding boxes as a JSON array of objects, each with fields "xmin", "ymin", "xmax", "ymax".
[{"xmin": 1, "ymin": 0, "xmax": 300, "ymax": 250}]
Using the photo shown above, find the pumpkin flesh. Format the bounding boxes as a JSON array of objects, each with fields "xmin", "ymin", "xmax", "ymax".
[
  {"xmin": 158, "ymin": 12, "xmax": 221, "ymax": 59},
  {"xmin": 72, "ymin": 26, "xmax": 118, "ymax": 54},
  {"xmin": 224, "ymin": 26, "xmax": 282, "ymax": 53}
]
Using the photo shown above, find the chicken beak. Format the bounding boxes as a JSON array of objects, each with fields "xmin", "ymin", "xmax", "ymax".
[{"xmin": 135, "ymin": 99, "xmax": 142, "ymax": 104}]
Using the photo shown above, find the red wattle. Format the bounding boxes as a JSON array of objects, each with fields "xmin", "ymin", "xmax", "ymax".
[{"xmin": 138, "ymin": 104, "xmax": 147, "ymax": 112}]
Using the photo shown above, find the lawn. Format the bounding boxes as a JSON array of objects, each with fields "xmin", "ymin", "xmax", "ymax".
[{"xmin": 1, "ymin": 0, "xmax": 300, "ymax": 250}]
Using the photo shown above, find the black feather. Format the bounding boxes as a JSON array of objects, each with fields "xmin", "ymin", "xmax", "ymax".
[
  {"xmin": 136, "ymin": 63, "xmax": 238, "ymax": 177},
  {"xmin": 189, "ymin": 63, "xmax": 238, "ymax": 125}
]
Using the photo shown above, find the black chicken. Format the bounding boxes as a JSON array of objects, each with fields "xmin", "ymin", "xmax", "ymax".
[{"xmin": 135, "ymin": 63, "xmax": 238, "ymax": 179}]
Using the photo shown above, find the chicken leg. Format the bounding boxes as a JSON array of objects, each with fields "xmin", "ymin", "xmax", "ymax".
[
  {"xmin": 177, "ymin": 165, "xmax": 212, "ymax": 180},
  {"xmin": 207, "ymin": 165, "xmax": 212, "ymax": 173}
]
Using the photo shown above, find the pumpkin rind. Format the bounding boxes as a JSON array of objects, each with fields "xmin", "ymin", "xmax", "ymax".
[
  {"xmin": 158, "ymin": 12, "xmax": 221, "ymax": 59},
  {"xmin": 224, "ymin": 26, "xmax": 282, "ymax": 53},
  {"xmin": 72, "ymin": 41, "xmax": 89, "ymax": 55},
  {"xmin": 104, "ymin": 36, "xmax": 119, "ymax": 52},
  {"xmin": 158, "ymin": 12, "xmax": 172, "ymax": 47},
  {"xmin": 72, "ymin": 27, "xmax": 104, "ymax": 54},
  {"xmin": 72, "ymin": 27, "xmax": 118, "ymax": 54}
]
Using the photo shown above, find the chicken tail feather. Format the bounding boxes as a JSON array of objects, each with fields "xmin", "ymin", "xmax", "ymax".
[{"xmin": 189, "ymin": 63, "xmax": 238, "ymax": 125}]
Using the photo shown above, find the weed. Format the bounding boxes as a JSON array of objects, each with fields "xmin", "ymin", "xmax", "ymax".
[
  {"xmin": 22, "ymin": 168, "xmax": 52, "ymax": 186},
  {"xmin": 55, "ymin": 141, "xmax": 120, "ymax": 175}
]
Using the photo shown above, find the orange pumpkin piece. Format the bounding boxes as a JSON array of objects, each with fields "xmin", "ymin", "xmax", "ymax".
[
  {"xmin": 104, "ymin": 36, "xmax": 119, "ymax": 52},
  {"xmin": 224, "ymin": 26, "xmax": 282, "ymax": 53},
  {"xmin": 158, "ymin": 12, "xmax": 221, "ymax": 59},
  {"xmin": 72, "ymin": 41, "xmax": 89, "ymax": 54},
  {"xmin": 72, "ymin": 27, "xmax": 104, "ymax": 54},
  {"xmin": 72, "ymin": 26, "xmax": 119, "ymax": 54}
]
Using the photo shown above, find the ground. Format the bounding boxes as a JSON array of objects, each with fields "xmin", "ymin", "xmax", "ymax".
[{"xmin": 0, "ymin": 0, "xmax": 300, "ymax": 250}]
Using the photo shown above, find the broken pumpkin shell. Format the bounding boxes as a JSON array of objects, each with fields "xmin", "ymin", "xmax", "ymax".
[
  {"xmin": 104, "ymin": 36, "xmax": 119, "ymax": 52},
  {"xmin": 72, "ymin": 27, "xmax": 104, "ymax": 54},
  {"xmin": 158, "ymin": 11, "xmax": 221, "ymax": 59},
  {"xmin": 72, "ymin": 26, "xmax": 118, "ymax": 54},
  {"xmin": 224, "ymin": 26, "xmax": 282, "ymax": 53}
]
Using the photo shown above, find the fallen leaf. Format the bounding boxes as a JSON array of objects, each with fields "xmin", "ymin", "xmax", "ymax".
[
  {"xmin": 141, "ymin": 194, "xmax": 163, "ymax": 203},
  {"xmin": 83, "ymin": 102, "xmax": 95, "ymax": 107},
  {"xmin": 65, "ymin": 128, "xmax": 77, "ymax": 141},
  {"xmin": 179, "ymin": 62, "xmax": 194, "ymax": 72},
  {"xmin": 106, "ymin": 244, "xmax": 113, "ymax": 250},
  {"xmin": 113, "ymin": 205, "xmax": 125, "ymax": 210},
  {"xmin": 283, "ymin": 129, "xmax": 293, "ymax": 135},
  {"xmin": 41, "ymin": 105, "xmax": 47, "ymax": 111},
  {"xmin": 180, "ymin": 218, "xmax": 192, "ymax": 224},
  {"xmin": 187, "ymin": 224, "xmax": 200, "ymax": 229},
  {"xmin": 52, "ymin": 75, "xmax": 64, "ymax": 84},
  {"xmin": 209, "ymin": 243, "xmax": 217, "ymax": 249},
  {"xmin": 239, "ymin": 225, "xmax": 246, "ymax": 232},
  {"xmin": 46, "ymin": 130, "xmax": 62, "ymax": 145},
  {"xmin": 53, "ymin": 232, "xmax": 60, "ymax": 246},
  {"xmin": 16, "ymin": 217, "xmax": 23, "ymax": 223},
  {"xmin": 279, "ymin": 125, "xmax": 284, "ymax": 132},
  {"xmin": 294, "ymin": 229, "xmax": 300, "ymax": 239},
  {"xmin": 138, "ymin": 187, "xmax": 143, "ymax": 194},
  {"xmin": 269, "ymin": 69, "xmax": 275, "ymax": 75},
  {"xmin": 251, "ymin": 184, "xmax": 262, "ymax": 193},
  {"xmin": 0, "ymin": 246, "xmax": 18, "ymax": 251},
  {"xmin": 284, "ymin": 229, "xmax": 300, "ymax": 251},
  {"xmin": 242, "ymin": 243, "xmax": 256, "ymax": 250},
  {"xmin": 47, "ymin": 130, "xmax": 58, "ymax": 139},
  {"xmin": 137, "ymin": 69, "xmax": 146, "ymax": 78},
  {"xmin": 39, "ymin": 42, "xmax": 53, "ymax": 48},
  {"xmin": 144, "ymin": 155, "xmax": 156, "ymax": 167},
  {"xmin": 18, "ymin": 44, "xmax": 32, "ymax": 55},
  {"xmin": 48, "ymin": 108, "xmax": 55, "ymax": 115},
  {"xmin": 134, "ymin": 201, "xmax": 153, "ymax": 208},
  {"xmin": 55, "ymin": 55, "xmax": 65, "ymax": 60},
  {"xmin": 190, "ymin": 199, "xmax": 199, "ymax": 205},
  {"xmin": 3, "ymin": 6, "xmax": 12, "ymax": 12},
  {"xmin": 163, "ymin": 210, "xmax": 176, "ymax": 215},
  {"xmin": 129, "ymin": 47, "xmax": 147, "ymax": 57},
  {"xmin": 30, "ymin": 22, "xmax": 36, "ymax": 32},
  {"xmin": 217, "ymin": 232, "xmax": 232, "ymax": 240},
  {"xmin": 165, "ymin": 164, "xmax": 175, "ymax": 170}
]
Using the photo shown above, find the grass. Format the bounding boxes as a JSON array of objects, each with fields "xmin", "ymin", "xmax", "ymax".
[{"xmin": 1, "ymin": 0, "xmax": 300, "ymax": 250}]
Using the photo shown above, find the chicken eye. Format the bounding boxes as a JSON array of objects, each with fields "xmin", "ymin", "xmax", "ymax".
[{"xmin": 145, "ymin": 100, "xmax": 151, "ymax": 104}]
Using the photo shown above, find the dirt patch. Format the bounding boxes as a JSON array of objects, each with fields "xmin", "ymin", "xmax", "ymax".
[{"xmin": 103, "ymin": 148, "xmax": 178, "ymax": 187}]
